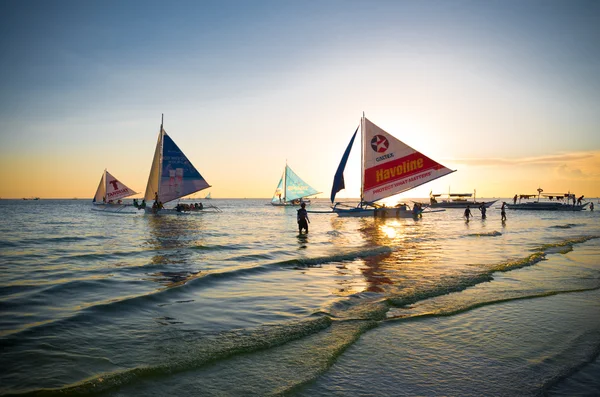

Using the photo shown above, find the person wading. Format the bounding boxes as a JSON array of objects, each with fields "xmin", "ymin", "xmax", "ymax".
[{"xmin": 297, "ymin": 202, "xmax": 310, "ymax": 234}]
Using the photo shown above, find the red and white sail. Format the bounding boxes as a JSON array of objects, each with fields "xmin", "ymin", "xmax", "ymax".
[
  {"xmin": 361, "ymin": 117, "xmax": 454, "ymax": 202},
  {"xmin": 93, "ymin": 170, "xmax": 137, "ymax": 203}
]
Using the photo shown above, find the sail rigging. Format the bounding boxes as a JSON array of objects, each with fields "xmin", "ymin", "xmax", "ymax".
[
  {"xmin": 144, "ymin": 117, "xmax": 211, "ymax": 206},
  {"xmin": 331, "ymin": 114, "xmax": 455, "ymax": 216}
]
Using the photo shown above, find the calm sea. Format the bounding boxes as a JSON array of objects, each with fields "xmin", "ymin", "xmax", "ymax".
[{"xmin": 1, "ymin": 198, "xmax": 599, "ymax": 396}]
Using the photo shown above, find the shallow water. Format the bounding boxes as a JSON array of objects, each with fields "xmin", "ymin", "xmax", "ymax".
[{"xmin": 0, "ymin": 198, "xmax": 599, "ymax": 396}]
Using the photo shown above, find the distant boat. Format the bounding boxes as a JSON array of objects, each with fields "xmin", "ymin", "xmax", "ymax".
[
  {"xmin": 331, "ymin": 114, "xmax": 455, "ymax": 217},
  {"xmin": 92, "ymin": 169, "xmax": 137, "ymax": 212},
  {"xmin": 271, "ymin": 163, "xmax": 320, "ymax": 206},
  {"xmin": 142, "ymin": 115, "xmax": 218, "ymax": 214},
  {"xmin": 506, "ymin": 189, "xmax": 589, "ymax": 211},
  {"xmin": 205, "ymin": 192, "xmax": 212, "ymax": 199},
  {"xmin": 428, "ymin": 190, "xmax": 497, "ymax": 209}
]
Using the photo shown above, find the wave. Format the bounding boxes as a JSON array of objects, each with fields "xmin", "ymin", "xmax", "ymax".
[
  {"xmin": 15, "ymin": 235, "xmax": 109, "ymax": 246},
  {"xmin": 191, "ymin": 243, "xmax": 249, "ymax": 251},
  {"xmin": 0, "ymin": 246, "xmax": 393, "ymax": 339},
  {"xmin": 386, "ymin": 285, "xmax": 600, "ymax": 322},
  {"xmin": 535, "ymin": 235, "xmax": 599, "ymax": 253},
  {"xmin": 465, "ymin": 231, "xmax": 502, "ymax": 237},
  {"xmin": 550, "ymin": 224, "xmax": 581, "ymax": 229},
  {"xmin": 5, "ymin": 316, "xmax": 334, "ymax": 396},
  {"xmin": 490, "ymin": 252, "xmax": 546, "ymax": 272}
]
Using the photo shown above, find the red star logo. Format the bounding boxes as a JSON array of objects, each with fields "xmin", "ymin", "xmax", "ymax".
[{"xmin": 371, "ymin": 135, "xmax": 389, "ymax": 153}]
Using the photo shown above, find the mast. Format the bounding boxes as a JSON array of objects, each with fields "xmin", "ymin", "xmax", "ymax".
[
  {"xmin": 158, "ymin": 114, "xmax": 164, "ymax": 199},
  {"xmin": 284, "ymin": 160, "xmax": 287, "ymax": 202},
  {"xmin": 360, "ymin": 112, "xmax": 365, "ymax": 204}
]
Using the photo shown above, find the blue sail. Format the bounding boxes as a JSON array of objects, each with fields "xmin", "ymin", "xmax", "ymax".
[
  {"xmin": 159, "ymin": 133, "xmax": 210, "ymax": 204},
  {"xmin": 284, "ymin": 165, "xmax": 319, "ymax": 202},
  {"xmin": 330, "ymin": 126, "xmax": 358, "ymax": 203}
]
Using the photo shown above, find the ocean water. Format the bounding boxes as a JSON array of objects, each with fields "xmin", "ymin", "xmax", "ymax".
[{"xmin": 0, "ymin": 198, "xmax": 599, "ymax": 396}]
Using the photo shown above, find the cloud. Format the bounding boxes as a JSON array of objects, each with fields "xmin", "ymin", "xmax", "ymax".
[{"xmin": 449, "ymin": 151, "xmax": 599, "ymax": 167}]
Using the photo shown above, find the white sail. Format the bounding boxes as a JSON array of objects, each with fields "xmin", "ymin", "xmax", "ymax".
[
  {"xmin": 104, "ymin": 171, "xmax": 136, "ymax": 201},
  {"xmin": 93, "ymin": 170, "xmax": 136, "ymax": 203},
  {"xmin": 144, "ymin": 128, "xmax": 163, "ymax": 202},
  {"xmin": 93, "ymin": 172, "xmax": 106, "ymax": 203},
  {"xmin": 362, "ymin": 117, "xmax": 454, "ymax": 202}
]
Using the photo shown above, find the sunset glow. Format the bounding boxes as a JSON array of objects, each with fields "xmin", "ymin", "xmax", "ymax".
[{"xmin": 1, "ymin": 1, "xmax": 598, "ymax": 199}]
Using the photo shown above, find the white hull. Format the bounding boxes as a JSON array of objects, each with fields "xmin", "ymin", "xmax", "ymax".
[
  {"xmin": 506, "ymin": 202, "xmax": 589, "ymax": 211},
  {"xmin": 91, "ymin": 203, "xmax": 134, "ymax": 213},
  {"xmin": 429, "ymin": 200, "xmax": 497, "ymax": 209},
  {"xmin": 333, "ymin": 204, "xmax": 421, "ymax": 218}
]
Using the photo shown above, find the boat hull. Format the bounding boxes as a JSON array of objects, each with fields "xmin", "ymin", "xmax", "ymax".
[
  {"xmin": 91, "ymin": 203, "xmax": 134, "ymax": 213},
  {"xmin": 333, "ymin": 205, "xmax": 421, "ymax": 218},
  {"xmin": 429, "ymin": 200, "xmax": 497, "ymax": 209},
  {"xmin": 271, "ymin": 200, "xmax": 311, "ymax": 207},
  {"xmin": 506, "ymin": 202, "xmax": 589, "ymax": 211},
  {"xmin": 143, "ymin": 204, "xmax": 222, "ymax": 215}
]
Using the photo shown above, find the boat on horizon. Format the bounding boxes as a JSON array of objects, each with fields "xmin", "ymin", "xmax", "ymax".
[
  {"xmin": 330, "ymin": 114, "xmax": 455, "ymax": 217},
  {"xmin": 428, "ymin": 190, "xmax": 497, "ymax": 209},
  {"xmin": 506, "ymin": 189, "xmax": 589, "ymax": 211},
  {"xmin": 141, "ymin": 115, "xmax": 220, "ymax": 214},
  {"xmin": 92, "ymin": 169, "xmax": 138, "ymax": 212},
  {"xmin": 271, "ymin": 163, "xmax": 320, "ymax": 206}
]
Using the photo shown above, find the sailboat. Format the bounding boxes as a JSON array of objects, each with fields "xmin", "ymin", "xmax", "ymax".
[
  {"xmin": 92, "ymin": 169, "xmax": 137, "ymax": 212},
  {"xmin": 142, "ymin": 115, "xmax": 214, "ymax": 214},
  {"xmin": 271, "ymin": 163, "xmax": 320, "ymax": 206},
  {"xmin": 205, "ymin": 192, "xmax": 212, "ymax": 199},
  {"xmin": 331, "ymin": 115, "xmax": 455, "ymax": 217},
  {"xmin": 429, "ymin": 189, "xmax": 497, "ymax": 208}
]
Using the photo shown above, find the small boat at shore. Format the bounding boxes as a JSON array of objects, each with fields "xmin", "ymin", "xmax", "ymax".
[
  {"xmin": 428, "ymin": 190, "xmax": 497, "ymax": 209},
  {"xmin": 92, "ymin": 169, "xmax": 137, "ymax": 212},
  {"xmin": 330, "ymin": 114, "xmax": 455, "ymax": 217},
  {"xmin": 506, "ymin": 189, "xmax": 589, "ymax": 211}
]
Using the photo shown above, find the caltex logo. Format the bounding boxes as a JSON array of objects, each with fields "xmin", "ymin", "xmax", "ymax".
[{"xmin": 371, "ymin": 135, "xmax": 389, "ymax": 153}]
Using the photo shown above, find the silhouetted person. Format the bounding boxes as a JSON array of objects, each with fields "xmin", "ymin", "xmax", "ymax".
[
  {"xmin": 297, "ymin": 202, "xmax": 310, "ymax": 234},
  {"xmin": 479, "ymin": 203, "xmax": 487, "ymax": 219},
  {"xmin": 464, "ymin": 205, "xmax": 472, "ymax": 221},
  {"xmin": 501, "ymin": 202, "xmax": 507, "ymax": 221}
]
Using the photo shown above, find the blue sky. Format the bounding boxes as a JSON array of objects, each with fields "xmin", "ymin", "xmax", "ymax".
[{"xmin": 1, "ymin": 0, "xmax": 599, "ymax": 198}]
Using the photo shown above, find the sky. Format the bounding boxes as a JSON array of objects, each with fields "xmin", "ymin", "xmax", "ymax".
[{"xmin": 0, "ymin": 0, "xmax": 599, "ymax": 200}]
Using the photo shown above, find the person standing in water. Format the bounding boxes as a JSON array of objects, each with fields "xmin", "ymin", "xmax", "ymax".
[
  {"xmin": 479, "ymin": 203, "xmax": 487, "ymax": 219},
  {"xmin": 297, "ymin": 202, "xmax": 310, "ymax": 234},
  {"xmin": 501, "ymin": 202, "xmax": 507, "ymax": 221},
  {"xmin": 464, "ymin": 205, "xmax": 472, "ymax": 221}
]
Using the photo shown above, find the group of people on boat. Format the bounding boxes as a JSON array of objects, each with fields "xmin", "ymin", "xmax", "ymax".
[
  {"xmin": 132, "ymin": 198, "xmax": 146, "ymax": 209},
  {"xmin": 175, "ymin": 202, "xmax": 204, "ymax": 212},
  {"xmin": 102, "ymin": 196, "xmax": 123, "ymax": 205}
]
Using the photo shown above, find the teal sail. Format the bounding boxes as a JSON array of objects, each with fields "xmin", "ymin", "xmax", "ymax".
[
  {"xmin": 271, "ymin": 164, "xmax": 319, "ymax": 203},
  {"xmin": 271, "ymin": 172, "xmax": 285, "ymax": 203}
]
